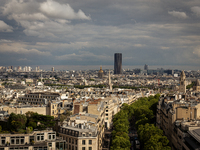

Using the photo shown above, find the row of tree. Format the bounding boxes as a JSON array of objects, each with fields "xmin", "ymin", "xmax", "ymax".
[
  {"xmin": 132, "ymin": 94, "xmax": 170, "ymax": 150},
  {"xmin": 111, "ymin": 94, "xmax": 170, "ymax": 150},
  {"xmin": 110, "ymin": 109, "xmax": 131, "ymax": 150},
  {"xmin": 1, "ymin": 112, "xmax": 55, "ymax": 133}
]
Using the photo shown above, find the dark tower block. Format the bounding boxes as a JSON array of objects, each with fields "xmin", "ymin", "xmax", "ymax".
[{"xmin": 114, "ymin": 53, "xmax": 122, "ymax": 74}]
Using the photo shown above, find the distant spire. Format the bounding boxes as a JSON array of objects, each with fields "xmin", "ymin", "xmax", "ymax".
[
  {"xmin": 41, "ymin": 73, "xmax": 43, "ymax": 84},
  {"xmin": 109, "ymin": 70, "xmax": 112, "ymax": 91}
]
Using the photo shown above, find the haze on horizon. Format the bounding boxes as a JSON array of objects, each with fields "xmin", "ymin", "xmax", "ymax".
[{"xmin": 0, "ymin": 0, "xmax": 200, "ymax": 70}]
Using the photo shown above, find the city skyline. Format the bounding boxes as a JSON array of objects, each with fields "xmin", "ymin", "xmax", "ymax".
[{"xmin": 0, "ymin": 0, "xmax": 200, "ymax": 69}]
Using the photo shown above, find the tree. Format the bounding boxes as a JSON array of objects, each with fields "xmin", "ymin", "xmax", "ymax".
[
  {"xmin": 112, "ymin": 131, "xmax": 129, "ymax": 140},
  {"xmin": 26, "ymin": 126, "xmax": 33, "ymax": 133},
  {"xmin": 110, "ymin": 136, "xmax": 131, "ymax": 150},
  {"xmin": 59, "ymin": 111, "xmax": 72, "ymax": 125},
  {"xmin": 8, "ymin": 113, "xmax": 27, "ymax": 131},
  {"xmin": 138, "ymin": 123, "xmax": 170, "ymax": 150},
  {"xmin": 135, "ymin": 117, "xmax": 149, "ymax": 128},
  {"xmin": 113, "ymin": 119, "xmax": 129, "ymax": 128},
  {"xmin": 28, "ymin": 121, "xmax": 37, "ymax": 129},
  {"xmin": 25, "ymin": 111, "xmax": 55, "ymax": 130}
]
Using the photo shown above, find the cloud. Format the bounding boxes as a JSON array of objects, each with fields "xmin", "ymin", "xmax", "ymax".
[
  {"xmin": 40, "ymin": 0, "xmax": 91, "ymax": 20},
  {"xmin": 9, "ymin": 13, "xmax": 48, "ymax": 21},
  {"xmin": 161, "ymin": 47, "xmax": 170, "ymax": 50},
  {"xmin": 191, "ymin": 6, "xmax": 200, "ymax": 17},
  {"xmin": 133, "ymin": 44, "xmax": 146, "ymax": 47},
  {"xmin": 0, "ymin": 42, "xmax": 51, "ymax": 56},
  {"xmin": 0, "ymin": 20, "xmax": 13, "ymax": 32},
  {"xmin": 2, "ymin": 0, "xmax": 90, "ymax": 39},
  {"xmin": 0, "ymin": 39, "xmax": 12, "ymax": 43},
  {"xmin": 168, "ymin": 11, "xmax": 188, "ymax": 19},
  {"xmin": 193, "ymin": 47, "xmax": 200, "ymax": 57},
  {"xmin": 1, "ymin": 0, "xmax": 200, "ymax": 68},
  {"xmin": 3, "ymin": 0, "xmax": 90, "ymax": 21},
  {"xmin": 18, "ymin": 58, "xmax": 29, "ymax": 61},
  {"xmin": 55, "ymin": 51, "xmax": 111, "ymax": 63}
]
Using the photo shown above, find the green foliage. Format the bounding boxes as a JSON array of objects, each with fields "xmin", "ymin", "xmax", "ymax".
[
  {"xmin": 25, "ymin": 111, "xmax": 55, "ymax": 130},
  {"xmin": 74, "ymin": 84, "xmax": 106, "ymax": 89},
  {"xmin": 26, "ymin": 126, "xmax": 33, "ymax": 133},
  {"xmin": 28, "ymin": 121, "xmax": 37, "ymax": 129},
  {"xmin": 111, "ymin": 93, "xmax": 170, "ymax": 150},
  {"xmin": 138, "ymin": 123, "xmax": 170, "ymax": 150},
  {"xmin": 89, "ymin": 78, "xmax": 95, "ymax": 81},
  {"xmin": 110, "ymin": 136, "xmax": 131, "ymax": 150},
  {"xmin": 8, "ymin": 113, "xmax": 27, "ymax": 132},
  {"xmin": 6, "ymin": 112, "xmax": 55, "ymax": 132},
  {"xmin": 112, "ymin": 85, "xmax": 149, "ymax": 90},
  {"xmin": 59, "ymin": 111, "xmax": 72, "ymax": 125},
  {"xmin": 111, "ymin": 105, "xmax": 130, "ymax": 149},
  {"xmin": 0, "ymin": 125, "xmax": 2, "ymax": 132},
  {"xmin": 186, "ymin": 82, "xmax": 195, "ymax": 89}
]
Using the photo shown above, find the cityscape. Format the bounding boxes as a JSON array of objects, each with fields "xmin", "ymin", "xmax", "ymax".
[
  {"xmin": 1, "ymin": 0, "xmax": 200, "ymax": 150},
  {"xmin": 0, "ymin": 53, "xmax": 200, "ymax": 150}
]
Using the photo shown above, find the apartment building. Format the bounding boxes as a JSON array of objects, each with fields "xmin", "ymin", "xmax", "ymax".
[
  {"xmin": 0, "ymin": 130, "xmax": 65, "ymax": 150},
  {"xmin": 59, "ymin": 114, "xmax": 99, "ymax": 150},
  {"xmin": 18, "ymin": 92, "xmax": 61, "ymax": 105},
  {"xmin": 157, "ymin": 94, "xmax": 200, "ymax": 150}
]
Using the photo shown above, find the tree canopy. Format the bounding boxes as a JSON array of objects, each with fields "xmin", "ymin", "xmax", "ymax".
[
  {"xmin": 3, "ymin": 112, "xmax": 55, "ymax": 133},
  {"xmin": 111, "ymin": 94, "xmax": 170, "ymax": 150}
]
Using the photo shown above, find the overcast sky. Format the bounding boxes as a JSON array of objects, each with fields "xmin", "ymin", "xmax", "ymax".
[{"xmin": 0, "ymin": 0, "xmax": 200, "ymax": 70}]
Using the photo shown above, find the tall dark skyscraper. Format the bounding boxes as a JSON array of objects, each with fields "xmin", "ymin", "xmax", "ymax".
[{"xmin": 114, "ymin": 53, "xmax": 122, "ymax": 74}]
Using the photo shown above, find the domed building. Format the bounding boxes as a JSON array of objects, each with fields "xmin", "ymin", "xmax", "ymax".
[
  {"xmin": 193, "ymin": 79, "xmax": 200, "ymax": 91},
  {"xmin": 98, "ymin": 66, "xmax": 104, "ymax": 79}
]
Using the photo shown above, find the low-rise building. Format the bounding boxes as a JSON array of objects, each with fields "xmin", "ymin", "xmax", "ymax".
[{"xmin": 0, "ymin": 129, "xmax": 65, "ymax": 150}]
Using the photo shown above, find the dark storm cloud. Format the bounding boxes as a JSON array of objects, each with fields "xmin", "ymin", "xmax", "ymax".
[{"xmin": 0, "ymin": 0, "xmax": 200, "ymax": 69}]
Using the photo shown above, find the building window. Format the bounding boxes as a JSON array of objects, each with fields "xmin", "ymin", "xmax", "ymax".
[
  {"xmin": 37, "ymin": 133, "xmax": 44, "ymax": 141},
  {"xmin": 48, "ymin": 132, "xmax": 56, "ymax": 140},
  {"xmin": 1, "ymin": 137, "xmax": 5, "ymax": 145},
  {"xmin": 72, "ymin": 139, "xmax": 74, "ymax": 144},
  {"xmin": 106, "ymin": 114, "xmax": 108, "ymax": 116},
  {"xmin": 29, "ymin": 136, "xmax": 34, "ymax": 143},
  {"xmin": 82, "ymin": 147, "xmax": 85, "ymax": 150},
  {"xmin": 89, "ymin": 147, "xmax": 92, "ymax": 150},
  {"xmin": 106, "ymin": 110, "xmax": 108, "ymax": 112},
  {"xmin": 48, "ymin": 143, "xmax": 52, "ymax": 147},
  {"xmin": 10, "ymin": 137, "xmax": 24, "ymax": 145},
  {"xmin": 11, "ymin": 138, "xmax": 15, "ymax": 144},
  {"xmin": 69, "ymin": 138, "xmax": 71, "ymax": 143},
  {"xmin": 89, "ymin": 140, "xmax": 92, "ymax": 144},
  {"xmin": 82, "ymin": 140, "xmax": 85, "ymax": 145},
  {"xmin": 75, "ymin": 140, "xmax": 77, "ymax": 145}
]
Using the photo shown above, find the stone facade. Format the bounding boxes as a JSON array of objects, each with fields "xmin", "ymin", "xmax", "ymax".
[
  {"xmin": 179, "ymin": 70, "xmax": 186, "ymax": 93},
  {"xmin": 0, "ymin": 130, "xmax": 65, "ymax": 150}
]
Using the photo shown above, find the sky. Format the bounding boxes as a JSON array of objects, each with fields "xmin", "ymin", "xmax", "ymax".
[{"xmin": 0, "ymin": 0, "xmax": 200, "ymax": 70}]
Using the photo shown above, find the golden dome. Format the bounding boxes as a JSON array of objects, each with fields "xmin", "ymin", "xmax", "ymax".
[{"xmin": 99, "ymin": 66, "xmax": 103, "ymax": 73}]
